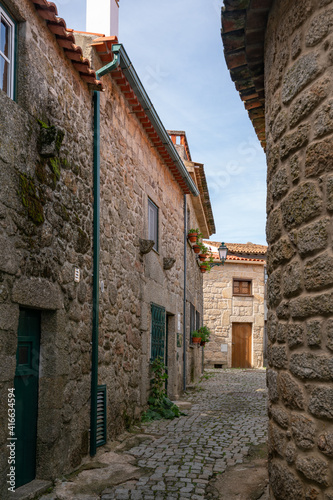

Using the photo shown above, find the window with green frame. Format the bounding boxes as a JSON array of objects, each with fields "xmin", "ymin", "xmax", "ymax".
[
  {"xmin": 0, "ymin": 4, "xmax": 15, "ymax": 99},
  {"xmin": 150, "ymin": 303, "xmax": 165, "ymax": 361}
]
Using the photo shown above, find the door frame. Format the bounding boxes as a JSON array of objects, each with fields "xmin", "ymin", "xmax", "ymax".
[
  {"xmin": 14, "ymin": 308, "xmax": 41, "ymax": 488},
  {"xmin": 231, "ymin": 322, "xmax": 253, "ymax": 368}
]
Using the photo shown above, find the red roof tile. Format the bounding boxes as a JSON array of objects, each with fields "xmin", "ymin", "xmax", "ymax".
[
  {"xmin": 205, "ymin": 241, "xmax": 267, "ymax": 255},
  {"xmin": 30, "ymin": 0, "xmax": 103, "ymax": 91},
  {"xmin": 209, "ymin": 251, "xmax": 266, "ymax": 263}
]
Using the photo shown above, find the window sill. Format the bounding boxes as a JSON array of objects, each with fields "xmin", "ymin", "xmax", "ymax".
[{"xmin": 233, "ymin": 294, "xmax": 254, "ymax": 297}]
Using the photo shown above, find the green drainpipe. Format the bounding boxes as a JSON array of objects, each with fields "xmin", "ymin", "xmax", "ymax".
[
  {"xmin": 90, "ymin": 86, "xmax": 100, "ymax": 457},
  {"xmin": 90, "ymin": 53, "xmax": 121, "ymax": 457},
  {"xmin": 90, "ymin": 44, "xmax": 197, "ymax": 453},
  {"xmin": 183, "ymin": 195, "xmax": 187, "ymax": 392}
]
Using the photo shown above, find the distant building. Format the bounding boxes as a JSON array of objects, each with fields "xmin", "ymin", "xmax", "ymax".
[{"xmin": 202, "ymin": 242, "xmax": 267, "ymax": 369}]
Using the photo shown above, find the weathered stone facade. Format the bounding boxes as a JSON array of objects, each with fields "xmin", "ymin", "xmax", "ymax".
[
  {"xmin": 265, "ymin": 2, "xmax": 333, "ymax": 497},
  {"xmin": 203, "ymin": 244, "xmax": 266, "ymax": 369},
  {"xmin": 0, "ymin": 0, "xmax": 95, "ymax": 494},
  {"xmin": 0, "ymin": 1, "xmax": 214, "ymax": 497},
  {"xmin": 222, "ymin": 0, "xmax": 333, "ymax": 497}
]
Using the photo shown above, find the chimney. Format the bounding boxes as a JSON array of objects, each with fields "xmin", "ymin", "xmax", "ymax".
[{"xmin": 86, "ymin": 0, "xmax": 119, "ymax": 38}]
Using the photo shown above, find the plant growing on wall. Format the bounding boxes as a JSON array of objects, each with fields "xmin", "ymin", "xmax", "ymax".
[{"xmin": 142, "ymin": 357, "xmax": 184, "ymax": 421}]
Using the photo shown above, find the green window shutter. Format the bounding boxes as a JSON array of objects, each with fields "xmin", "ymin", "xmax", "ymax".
[
  {"xmin": 96, "ymin": 385, "xmax": 107, "ymax": 447},
  {"xmin": 151, "ymin": 303, "xmax": 165, "ymax": 361}
]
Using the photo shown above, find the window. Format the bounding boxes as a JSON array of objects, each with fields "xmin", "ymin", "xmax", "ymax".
[
  {"xmin": 196, "ymin": 310, "xmax": 200, "ymax": 330},
  {"xmin": 233, "ymin": 279, "xmax": 252, "ymax": 296},
  {"xmin": 151, "ymin": 303, "xmax": 165, "ymax": 361},
  {"xmin": 0, "ymin": 5, "xmax": 15, "ymax": 99},
  {"xmin": 148, "ymin": 198, "xmax": 158, "ymax": 252},
  {"xmin": 190, "ymin": 303, "xmax": 195, "ymax": 342}
]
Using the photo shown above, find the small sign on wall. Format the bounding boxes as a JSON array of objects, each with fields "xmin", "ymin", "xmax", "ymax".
[{"xmin": 221, "ymin": 344, "xmax": 228, "ymax": 352}]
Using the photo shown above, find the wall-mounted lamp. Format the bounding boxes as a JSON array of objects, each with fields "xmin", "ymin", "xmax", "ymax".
[{"xmin": 218, "ymin": 242, "xmax": 228, "ymax": 265}]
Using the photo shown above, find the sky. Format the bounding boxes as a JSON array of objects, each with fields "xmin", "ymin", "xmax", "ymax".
[{"xmin": 53, "ymin": 0, "xmax": 268, "ymax": 245}]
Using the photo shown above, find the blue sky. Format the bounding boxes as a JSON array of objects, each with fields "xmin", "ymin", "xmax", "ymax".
[{"xmin": 53, "ymin": 0, "xmax": 267, "ymax": 245}]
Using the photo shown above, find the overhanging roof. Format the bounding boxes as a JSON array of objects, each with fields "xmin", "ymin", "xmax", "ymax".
[
  {"xmin": 30, "ymin": 0, "xmax": 103, "ymax": 90},
  {"xmin": 221, "ymin": 0, "xmax": 274, "ymax": 149},
  {"xmin": 90, "ymin": 38, "xmax": 199, "ymax": 196}
]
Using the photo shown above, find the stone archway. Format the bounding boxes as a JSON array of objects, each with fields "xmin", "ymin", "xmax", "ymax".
[{"xmin": 222, "ymin": 1, "xmax": 333, "ymax": 497}]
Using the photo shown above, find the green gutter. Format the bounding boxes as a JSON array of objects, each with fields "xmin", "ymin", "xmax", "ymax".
[
  {"xmin": 90, "ymin": 86, "xmax": 100, "ymax": 457},
  {"xmin": 183, "ymin": 195, "xmax": 187, "ymax": 392},
  {"xmin": 90, "ymin": 50, "xmax": 121, "ymax": 457},
  {"xmin": 90, "ymin": 43, "xmax": 198, "ymax": 455},
  {"xmin": 109, "ymin": 44, "xmax": 199, "ymax": 197}
]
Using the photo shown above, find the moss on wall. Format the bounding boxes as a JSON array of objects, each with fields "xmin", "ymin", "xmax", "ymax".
[{"xmin": 18, "ymin": 173, "xmax": 44, "ymax": 225}]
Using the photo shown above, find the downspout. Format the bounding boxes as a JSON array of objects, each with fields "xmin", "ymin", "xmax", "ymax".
[
  {"xmin": 90, "ymin": 85, "xmax": 100, "ymax": 457},
  {"xmin": 183, "ymin": 195, "xmax": 187, "ymax": 392},
  {"xmin": 90, "ymin": 53, "xmax": 120, "ymax": 457}
]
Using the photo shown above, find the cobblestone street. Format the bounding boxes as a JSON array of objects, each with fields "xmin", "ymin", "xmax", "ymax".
[{"xmin": 41, "ymin": 369, "xmax": 268, "ymax": 500}]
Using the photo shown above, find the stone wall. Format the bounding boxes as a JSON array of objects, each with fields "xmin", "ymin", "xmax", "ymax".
[
  {"xmin": 203, "ymin": 261, "xmax": 265, "ymax": 368},
  {"xmin": 265, "ymin": 0, "xmax": 333, "ymax": 497},
  {"xmin": 0, "ymin": 0, "xmax": 94, "ymax": 495},
  {"xmin": 185, "ymin": 202, "xmax": 205, "ymax": 389}
]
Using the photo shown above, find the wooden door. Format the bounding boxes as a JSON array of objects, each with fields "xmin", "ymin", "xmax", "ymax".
[
  {"xmin": 14, "ymin": 309, "xmax": 41, "ymax": 488},
  {"xmin": 232, "ymin": 323, "xmax": 252, "ymax": 368}
]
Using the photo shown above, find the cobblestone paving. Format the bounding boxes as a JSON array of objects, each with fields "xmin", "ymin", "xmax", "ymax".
[{"xmin": 102, "ymin": 369, "xmax": 268, "ymax": 500}]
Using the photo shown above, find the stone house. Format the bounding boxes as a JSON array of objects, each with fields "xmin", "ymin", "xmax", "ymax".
[
  {"xmin": 0, "ymin": 0, "xmax": 214, "ymax": 496},
  {"xmin": 222, "ymin": 0, "xmax": 333, "ymax": 498},
  {"xmin": 203, "ymin": 242, "xmax": 266, "ymax": 369}
]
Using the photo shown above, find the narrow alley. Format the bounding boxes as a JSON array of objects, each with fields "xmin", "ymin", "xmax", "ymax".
[{"xmin": 40, "ymin": 369, "xmax": 268, "ymax": 500}]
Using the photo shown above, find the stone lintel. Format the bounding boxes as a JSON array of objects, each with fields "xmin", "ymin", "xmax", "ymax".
[
  {"xmin": 12, "ymin": 278, "xmax": 62, "ymax": 310},
  {"xmin": 230, "ymin": 316, "xmax": 254, "ymax": 323}
]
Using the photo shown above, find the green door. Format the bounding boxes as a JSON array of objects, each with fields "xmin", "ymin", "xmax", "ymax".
[
  {"xmin": 151, "ymin": 303, "xmax": 166, "ymax": 361},
  {"xmin": 14, "ymin": 309, "xmax": 41, "ymax": 488}
]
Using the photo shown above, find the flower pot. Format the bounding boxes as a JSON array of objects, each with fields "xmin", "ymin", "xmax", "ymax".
[
  {"xmin": 199, "ymin": 254, "xmax": 206, "ymax": 261},
  {"xmin": 188, "ymin": 233, "xmax": 197, "ymax": 243},
  {"xmin": 192, "ymin": 337, "xmax": 201, "ymax": 344},
  {"xmin": 200, "ymin": 267, "xmax": 206, "ymax": 273},
  {"xmin": 193, "ymin": 244, "xmax": 200, "ymax": 254},
  {"xmin": 200, "ymin": 341, "xmax": 206, "ymax": 347}
]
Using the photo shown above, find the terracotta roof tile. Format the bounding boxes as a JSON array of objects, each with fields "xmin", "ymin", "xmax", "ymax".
[
  {"xmin": 30, "ymin": 0, "xmax": 103, "ymax": 91},
  {"xmin": 204, "ymin": 240, "xmax": 267, "ymax": 255},
  {"xmin": 209, "ymin": 251, "xmax": 266, "ymax": 263},
  {"xmin": 221, "ymin": 0, "xmax": 274, "ymax": 149},
  {"xmin": 194, "ymin": 165, "xmax": 216, "ymax": 235}
]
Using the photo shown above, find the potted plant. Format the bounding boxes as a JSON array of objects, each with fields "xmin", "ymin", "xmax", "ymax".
[
  {"xmin": 199, "ymin": 262, "xmax": 208, "ymax": 273},
  {"xmin": 198, "ymin": 325, "xmax": 211, "ymax": 346},
  {"xmin": 198, "ymin": 243, "xmax": 209, "ymax": 261},
  {"xmin": 187, "ymin": 228, "xmax": 199, "ymax": 243},
  {"xmin": 191, "ymin": 330, "xmax": 201, "ymax": 344},
  {"xmin": 192, "ymin": 243, "xmax": 201, "ymax": 254}
]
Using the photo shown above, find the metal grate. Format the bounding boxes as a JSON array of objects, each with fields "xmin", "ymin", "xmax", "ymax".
[
  {"xmin": 96, "ymin": 385, "xmax": 107, "ymax": 447},
  {"xmin": 151, "ymin": 303, "xmax": 166, "ymax": 361}
]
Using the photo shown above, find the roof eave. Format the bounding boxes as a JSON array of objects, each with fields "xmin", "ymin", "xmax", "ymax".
[
  {"xmin": 113, "ymin": 45, "xmax": 199, "ymax": 196},
  {"xmin": 221, "ymin": 0, "xmax": 274, "ymax": 150}
]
